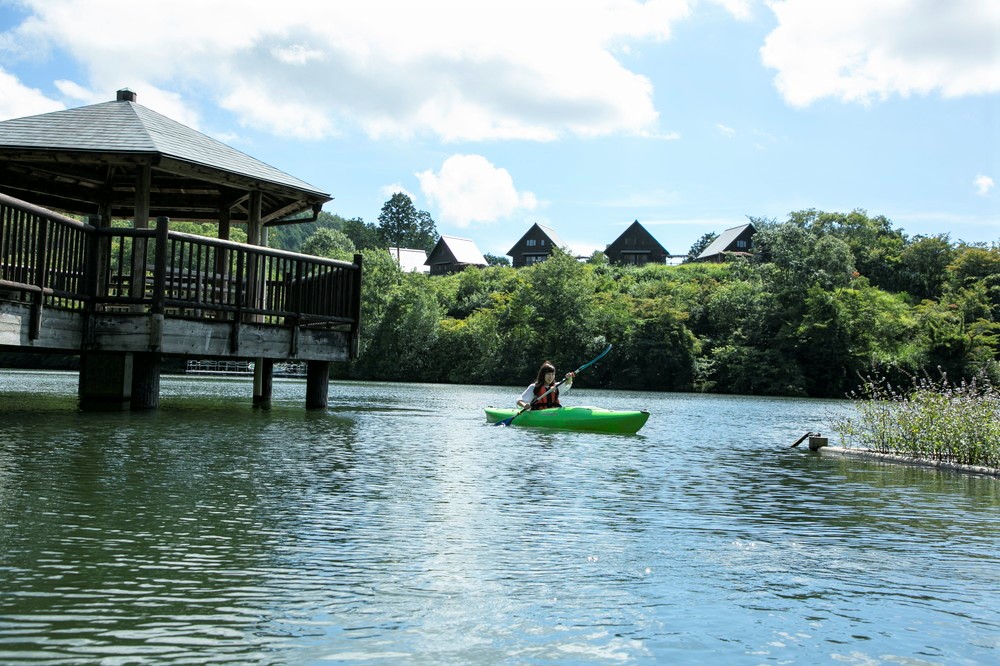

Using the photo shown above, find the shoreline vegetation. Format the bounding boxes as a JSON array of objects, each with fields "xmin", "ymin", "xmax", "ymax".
[
  {"xmin": 320, "ymin": 210, "xmax": 999, "ymax": 400},
  {"xmin": 832, "ymin": 373, "xmax": 1000, "ymax": 469}
]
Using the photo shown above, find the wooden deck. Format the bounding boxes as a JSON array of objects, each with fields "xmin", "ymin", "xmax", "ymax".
[{"xmin": 0, "ymin": 192, "xmax": 362, "ymax": 409}]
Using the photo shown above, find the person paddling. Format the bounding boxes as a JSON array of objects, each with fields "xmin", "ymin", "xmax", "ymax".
[{"xmin": 517, "ymin": 361, "xmax": 575, "ymax": 410}]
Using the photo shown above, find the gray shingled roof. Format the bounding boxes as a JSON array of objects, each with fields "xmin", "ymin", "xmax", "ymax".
[
  {"xmin": 697, "ymin": 223, "xmax": 755, "ymax": 260},
  {"xmin": 432, "ymin": 236, "xmax": 487, "ymax": 266},
  {"xmin": 0, "ymin": 97, "xmax": 326, "ymax": 196}
]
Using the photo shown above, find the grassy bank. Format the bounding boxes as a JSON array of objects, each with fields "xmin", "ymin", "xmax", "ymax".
[{"xmin": 833, "ymin": 374, "xmax": 1000, "ymax": 468}]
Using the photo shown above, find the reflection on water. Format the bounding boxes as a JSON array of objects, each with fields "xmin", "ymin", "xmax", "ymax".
[{"xmin": 1, "ymin": 371, "xmax": 998, "ymax": 664}]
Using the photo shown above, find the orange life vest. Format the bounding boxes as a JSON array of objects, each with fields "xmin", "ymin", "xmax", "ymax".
[{"xmin": 532, "ymin": 382, "xmax": 561, "ymax": 409}]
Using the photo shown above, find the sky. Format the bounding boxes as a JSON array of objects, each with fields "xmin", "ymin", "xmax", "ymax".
[{"xmin": 0, "ymin": 0, "xmax": 997, "ymax": 258}]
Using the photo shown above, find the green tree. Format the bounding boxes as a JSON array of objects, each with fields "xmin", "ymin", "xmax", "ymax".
[
  {"xmin": 300, "ymin": 228, "xmax": 356, "ymax": 260},
  {"xmin": 341, "ymin": 217, "xmax": 381, "ymax": 251},
  {"xmin": 377, "ymin": 192, "xmax": 439, "ymax": 253},
  {"xmin": 796, "ymin": 287, "xmax": 855, "ymax": 396},
  {"xmin": 515, "ymin": 247, "xmax": 597, "ymax": 369},
  {"xmin": 359, "ymin": 279, "xmax": 442, "ymax": 381},
  {"xmin": 615, "ymin": 301, "xmax": 697, "ymax": 390},
  {"xmin": 786, "ymin": 208, "xmax": 905, "ymax": 290},
  {"xmin": 685, "ymin": 232, "xmax": 717, "ymax": 262},
  {"xmin": 946, "ymin": 245, "xmax": 1000, "ymax": 314},
  {"xmin": 900, "ymin": 234, "xmax": 954, "ymax": 300},
  {"xmin": 484, "ymin": 252, "xmax": 511, "ymax": 267}
]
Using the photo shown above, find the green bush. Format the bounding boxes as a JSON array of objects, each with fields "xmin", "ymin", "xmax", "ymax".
[{"xmin": 833, "ymin": 372, "xmax": 1000, "ymax": 467}]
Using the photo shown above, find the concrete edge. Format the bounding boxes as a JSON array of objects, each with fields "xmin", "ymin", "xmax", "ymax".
[{"xmin": 814, "ymin": 446, "xmax": 1000, "ymax": 478}]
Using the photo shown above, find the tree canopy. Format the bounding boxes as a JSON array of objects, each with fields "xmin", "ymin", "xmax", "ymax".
[
  {"xmin": 377, "ymin": 192, "xmax": 439, "ymax": 253},
  {"xmin": 331, "ymin": 209, "xmax": 999, "ymax": 398}
]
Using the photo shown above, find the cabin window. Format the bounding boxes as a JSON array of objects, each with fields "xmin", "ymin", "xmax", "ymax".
[
  {"xmin": 527, "ymin": 239, "xmax": 537, "ymax": 247},
  {"xmin": 737, "ymin": 240, "xmax": 747, "ymax": 248}
]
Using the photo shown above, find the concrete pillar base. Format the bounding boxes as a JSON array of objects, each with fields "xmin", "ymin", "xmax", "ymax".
[{"xmin": 79, "ymin": 351, "xmax": 132, "ymax": 411}]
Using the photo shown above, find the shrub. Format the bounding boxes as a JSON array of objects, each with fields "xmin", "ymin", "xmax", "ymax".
[{"xmin": 833, "ymin": 371, "xmax": 1000, "ymax": 468}]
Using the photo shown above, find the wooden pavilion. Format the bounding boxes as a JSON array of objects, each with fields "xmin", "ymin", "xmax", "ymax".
[{"xmin": 0, "ymin": 89, "xmax": 362, "ymax": 410}]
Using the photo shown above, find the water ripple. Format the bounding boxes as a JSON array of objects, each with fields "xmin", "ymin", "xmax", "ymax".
[{"xmin": 1, "ymin": 375, "xmax": 997, "ymax": 663}]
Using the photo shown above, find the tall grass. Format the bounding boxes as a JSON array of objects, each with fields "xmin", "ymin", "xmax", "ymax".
[{"xmin": 833, "ymin": 372, "xmax": 1000, "ymax": 468}]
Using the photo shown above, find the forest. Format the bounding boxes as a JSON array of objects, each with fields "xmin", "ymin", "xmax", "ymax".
[{"xmin": 274, "ymin": 203, "xmax": 1000, "ymax": 399}]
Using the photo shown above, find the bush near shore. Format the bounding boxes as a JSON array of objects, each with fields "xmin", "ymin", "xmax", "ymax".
[{"xmin": 833, "ymin": 373, "xmax": 1000, "ymax": 468}]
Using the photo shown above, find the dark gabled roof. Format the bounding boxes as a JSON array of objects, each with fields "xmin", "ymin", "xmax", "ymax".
[
  {"xmin": 697, "ymin": 222, "xmax": 756, "ymax": 260},
  {"xmin": 506, "ymin": 222, "xmax": 563, "ymax": 256},
  {"xmin": 0, "ymin": 90, "xmax": 330, "ymax": 223},
  {"xmin": 606, "ymin": 220, "xmax": 668, "ymax": 254}
]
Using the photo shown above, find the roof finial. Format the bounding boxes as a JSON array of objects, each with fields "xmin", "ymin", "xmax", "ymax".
[{"xmin": 116, "ymin": 88, "xmax": 136, "ymax": 102}]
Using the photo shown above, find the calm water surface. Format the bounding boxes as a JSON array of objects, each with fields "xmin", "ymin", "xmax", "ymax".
[{"xmin": 0, "ymin": 370, "xmax": 997, "ymax": 664}]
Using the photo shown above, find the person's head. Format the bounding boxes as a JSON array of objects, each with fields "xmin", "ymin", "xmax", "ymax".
[{"xmin": 535, "ymin": 361, "xmax": 557, "ymax": 386}]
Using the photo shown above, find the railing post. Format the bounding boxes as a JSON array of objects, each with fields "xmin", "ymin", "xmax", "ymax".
[
  {"xmin": 350, "ymin": 253, "xmax": 363, "ymax": 359},
  {"xmin": 230, "ymin": 249, "xmax": 245, "ymax": 353},
  {"xmin": 81, "ymin": 215, "xmax": 101, "ymax": 346},
  {"xmin": 29, "ymin": 213, "xmax": 49, "ymax": 340},
  {"xmin": 151, "ymin": 217, "xmax": 169, "ymax": 314}
]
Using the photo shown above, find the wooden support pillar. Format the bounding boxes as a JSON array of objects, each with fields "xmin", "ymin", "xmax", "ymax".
[
  {"xmin": 253, "ymin": 358, "xmax": 274, "ymax": 409},
  {"xmin": 130, "ymin": 352, "xmax": 161, "ymax": 410},
  {"xmin": 306, "ymin": 360, "xmax": 330, "ymax": 410},
  {"xmin": 79, "ymin": 351, "xmax": 132, "ymax": 411}
]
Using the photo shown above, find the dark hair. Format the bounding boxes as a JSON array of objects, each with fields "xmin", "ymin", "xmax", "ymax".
[{"xmin": 534, "ymin": 361, "xmax": 556, "ymax": 386}]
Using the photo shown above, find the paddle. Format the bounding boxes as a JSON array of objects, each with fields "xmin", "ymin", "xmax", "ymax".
[{"xmin": 495, "ymin": 344, "xmax": 613, "ymax": 427}]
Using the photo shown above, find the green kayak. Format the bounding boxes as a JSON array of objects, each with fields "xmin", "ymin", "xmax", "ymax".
[{"xmin": 484, "ymin": 405, "xmax": 650, "ymax": 434}]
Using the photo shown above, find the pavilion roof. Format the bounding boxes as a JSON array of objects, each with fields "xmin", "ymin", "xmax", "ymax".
[{"xmin": 0, "ymin": 90, "xmax": 330, "ymax": 224}]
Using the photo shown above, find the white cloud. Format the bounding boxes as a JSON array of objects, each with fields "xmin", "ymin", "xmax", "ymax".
[
  {"xmin": 380, "ymin": 184, "xmax": 416, "ymax": 202},
  {"xmin": 974, "ymin": 174, "xmax": 995, "ymax": 197},
  {"xmin": 761, "ymin": 0, "xmax": 1000, "ymax": 106},
  {"xmin": 417, "ymin": 154, "xmax": 538, "ymax": 227},
  {"xmin": 0, "ymin": 0, "xmax": 696, "ymax": 141},
  {"xmin": 716, "ymin": 122, "xmax": 736, "ymax": 137},
  {"xmin": 710, "ymin": 0, "xmax": 753, "ymax": 21},
  {"xmin": 0, "ymin": 68, "xmax": 63, "ymax": 119}
]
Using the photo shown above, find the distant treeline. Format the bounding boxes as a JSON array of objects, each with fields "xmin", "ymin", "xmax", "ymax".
[
  {"xmin": 310, "ymin": 209, "xmax": 998, "ymax": 398},
  {"xmin": 4, "ymin": 208, "xmax": 996, "ymax": 399}
]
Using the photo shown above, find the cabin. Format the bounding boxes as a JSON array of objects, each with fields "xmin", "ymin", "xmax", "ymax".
[
  {"xmin": 697, "ymin": 223, "xmax": 757, "ymax": 262},
  {"xmin": 507, "ymin": 223, "xmax": 563, "ymax": 267},
  {"xmin": 424, "ymin": 236, "xmax": 488, "ymax": 275},
  {"xmin": 605, "ymin": 220, "xmax": 669, "ymax": 266},
  {"xmin": 388, "ymin": 248, "xmax": 430, "ymax": 273},
  {"xmin": 0, "ymin": 89, "xmax": 362, "ymax": 411}
]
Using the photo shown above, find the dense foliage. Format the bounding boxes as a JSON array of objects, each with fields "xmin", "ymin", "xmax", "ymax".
[{"xmin": 317, "ymin": 209, "xmax": 998, "ymax": 398}]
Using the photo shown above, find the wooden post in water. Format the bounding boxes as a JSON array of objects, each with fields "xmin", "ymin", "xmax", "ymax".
[
  {"xmin": 306, "ymin": 361, "xmax": 330, "ymax": 410},
  {"xmin": 253, "ymin": 358, "xmax": 274, "ymax": 409},
  {"xmin": 131, "ymin": 352, "xmax": 161, "ymax": 410}
]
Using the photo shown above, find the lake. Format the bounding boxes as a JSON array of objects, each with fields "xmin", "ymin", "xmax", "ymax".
[{"xmin": 1, "ymin": 370, "xmax": 997, "ymax": 664}]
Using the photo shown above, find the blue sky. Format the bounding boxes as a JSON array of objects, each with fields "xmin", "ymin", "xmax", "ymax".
[{"xmin": 1, "ymin": 0, "xmax": 997, "ymax": 258}]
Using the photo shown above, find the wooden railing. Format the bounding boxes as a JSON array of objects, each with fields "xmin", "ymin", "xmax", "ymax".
[{"xmin": 0, "ymin": 192, "xmax": 362, "ymax": 351}]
